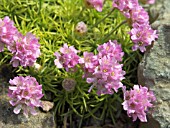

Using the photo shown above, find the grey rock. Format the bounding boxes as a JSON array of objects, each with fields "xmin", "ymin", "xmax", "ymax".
[
  {"xmin": 138, "ymin": 24, "xmax": 170, "ymax": 128},
  {"xmin": 138, "ymin": 0, "xmax": 170, "ymax": 127},
  {"xmin": 0, "ymin": 80, "xmax": 56, "ymax": 128},
  {"xmin": 151, "ymin": 0, "xmax": 170, "ymax": 29}
]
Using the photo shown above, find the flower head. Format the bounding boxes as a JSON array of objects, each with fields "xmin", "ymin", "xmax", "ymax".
[
  {"xmin": 97, "ymin": 40, "xmax": 124, "ymax": 62},
  {"xmin": 131, "ymin": 5, "xmax": 149, "ymax": 24},
  {"xmin": 54, "ymin": 43, "xmax": 80, "ymax": 71},
  {"xmin": 8, "ymin": 76, "xmax": 44, "ymax": 117},
  {"xmin": 112, "ymin": 0, "xmax": 139, "ymax": 18},
  {"xmin": 87, "ymin": 55, "xmax": 125, "ymax": 95},
  {"xmin": 129, "ymin": 23, "xmax": 158, "ymax": 52},
  {"xmin": 0, "ymin": 16, "xmax": 18, "ymax": 52},
  {"xmin": 122, "ymin": 85, "xmax": 156, "ymax": 122},
  {"xmin": 79, "ymin": 52, "xmax": 99, "ymax": 77},
  {"xmin": 84, "ymin": 0, "xmax": 104, "ymax": 12},
  {"xmin": 9, "ymin": 32, "xmax": 41, "ymax": 67},
  {"xmin": 86, "ymin": 40, "xmax": 125, "ymax": 95}
]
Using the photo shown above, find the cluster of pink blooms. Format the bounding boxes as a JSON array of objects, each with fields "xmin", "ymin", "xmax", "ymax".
[
  {"xmin": 8, "ymin": 33, "xmax": 41, "ymax": 67},
  {"xmin": 122, "ymin": 85, "xmax": 156, "ymax": 122},
  {"xmin": 84, "ymin": 40, "xmax": 125, "ymax": 95},
  {"xmin": 54, "ymin": 43, "xmax": 80, "ymax": 71},
  {"xmin": 0, "ymin": 16, "xmax": 41, "ymax": 67},
  {"xmin": 0, "ymin": 16, "xmax": 18, "ymax": 52},
  {"xmin": 8, "ymin": 76, "xmax": 44, "ymax": 117},
  {"xmin": 54, "ymin": 40, "xmax": 125, "ymax": 95},
  {"xmin": 84, "ymin": 0, "xmax": 104, "ymax": 12},
  {"xmin": 112, "ymin": 0, "xmax": 158, "ymax": 52}
]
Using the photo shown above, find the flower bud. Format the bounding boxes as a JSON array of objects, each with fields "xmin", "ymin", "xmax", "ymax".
[
  {"xmin": 33, "ymin": 63, "xmax": 42, "ymax": 71},
  {"xmin": 62, "ymin": 78, "xmax": 76, "ymax": 92},
  {"xmin": 75, "ymin": 21, "xmax": 87, "ymax": 35}
]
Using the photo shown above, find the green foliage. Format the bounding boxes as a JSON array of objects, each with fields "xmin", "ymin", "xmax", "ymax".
[{"xmin": 0, "ymin": 0, "xmax": 142, "ymax": 127}]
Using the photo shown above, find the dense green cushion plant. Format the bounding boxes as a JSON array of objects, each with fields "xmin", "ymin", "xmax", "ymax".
[{"xmin": 0, "ymin": 0, "xmax": 157, "ymax": 127}]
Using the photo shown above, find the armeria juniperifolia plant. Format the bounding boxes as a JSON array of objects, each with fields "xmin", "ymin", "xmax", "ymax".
[{"xmin": 0, "ymin": 0, "xmax": 158, "ymax": 126}]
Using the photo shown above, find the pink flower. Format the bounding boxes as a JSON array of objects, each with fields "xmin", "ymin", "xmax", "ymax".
[
  {"xmin": 9, "ymin": 32, "xmax": 41, "ymax": 67},
  {"xmin": 84, "ymin": 0, "xmax": 104, "ymax": 12},
  {"xmin": 112, "ymin": 0, "xmax": 126, "ymax": 11},
  {"xmin": 54, "ymin": 43, "xmax": 80, "ymax": 71},
  {"xmin": 97, "ymin": 40, "xmax": 124, "ymax": 62},
  {"xmin": 8, "ymin": 76, "xmax": 44, "ymax": 117},
  {"xmin": 0, "ymin": 16, "xmax": 18, "ymax": 52},
  {"xmin": 54, "ymin": 52, "xmax": 63, "ymax": 68},
  {"xmin": 87, "ymin": 40, "xmax": 125, "ymax": 95},
  {"xmin": 112, "ymin": 0, "xmax": 158, "ymax": 53},
  {"xmin": 92, "ymin": 0, "xmax": 104, "ymax": 12},
  {"xmin": 7, "ymin": 32, "xmax": 23, "ymax": 54},
  {"xmin": 119, "ymin": 3, "xmax": 158, "ymax": 52},
  {"xmin": 122, "ymin": 85, "xmax": 156, "ymax": 122},
  {"xmin": 87, "ymin": 55, "xmax": 125, "ymax": 95},
  {"xmin": 79, "ymin": 52, "xmax": 99, "ymax": 77},
  {"xmin": 129, "ymin": 23, "xmax": 158, "ymax": 52},
  {"xmin": 112, "ymin": 0, "xmax": 139, "ymax": 18},
  {"xmin": 131, "ymin": 5, "xmax": 149, "ymax": 24}
]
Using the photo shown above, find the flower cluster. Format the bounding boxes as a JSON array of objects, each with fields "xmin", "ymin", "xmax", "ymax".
[
  {"xmin": 0, "ymin": 16, "xmax": 18, "ymax": 52},
  {"xmin": 84, "ymin": 0, "xmax": 104, "ymax": 12},
  {"xmin": 112, "ymin": 0, "xmax": 139, "ymax": 18},
  {"xmin": 85, "ymin": 40, "xmax": 125, "ymax": 95},
  {"xmin": 129, "ymin": 23, "xmax": 157, "ymax": 52},
  {"xmin": 0, "ymin": 16, "xmax": 41, "ymax": 67},
  {"xmin": 122, "ymin": 85, "xmax": 156, "ymax": 122},
  {"xmin": 54, "ymin": 43, "xmax": 80, "ymax": 71},
  {"xmin": 9, "ymin": 33, "xmax": 41, "ymax": 67},
  {"xmin": 112, "ymin": 0, "xmax": 158, "ymax": 52},
  {"xmin": 8, "ymin": 76, "xmax": 44, "ymax": 117},
  {"xmin": 54, "ymin": 41, "xmax": 125, "ymax": 95}
]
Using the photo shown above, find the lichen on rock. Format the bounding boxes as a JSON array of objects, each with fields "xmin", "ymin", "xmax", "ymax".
[{"xmin": 138, "ymin": 24, "xmax": 170, "ymax": 128}]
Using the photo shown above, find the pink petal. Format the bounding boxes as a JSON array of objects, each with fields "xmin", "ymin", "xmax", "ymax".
[{"xmin": 13, "ymin": 104, "xmax": 22, "ymax": 114}]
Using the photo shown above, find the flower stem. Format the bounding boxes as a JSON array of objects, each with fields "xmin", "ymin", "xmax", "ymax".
[
  {"xmin": 63, "ymin": 115, "xmax": 67, "ymax": 128},
  {"xmin": 38, "ymin": 0, "xmax": 44, "ymax": 13},
  {"xmin": 103, "ymin": 20, "xmax": 127, "ymax": 41},
  {"xmin": 92, "ymin": 8, "xmax": 115, "ymax": 28}
]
